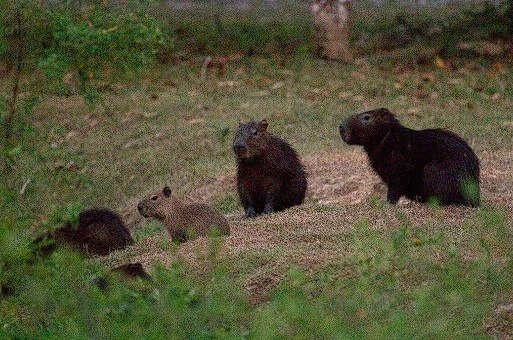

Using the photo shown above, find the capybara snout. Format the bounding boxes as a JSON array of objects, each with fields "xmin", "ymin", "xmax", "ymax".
[
  {"xmin": 339, "ymin": 108, "xmax": 395, "ymax": 146},
  {"xmin": 232, "ymin": 143, "xmax": 248, "ymax": 159},
  {"xmin": 338, "ymin": 120, "xmax": 349, "ymax": 143}
]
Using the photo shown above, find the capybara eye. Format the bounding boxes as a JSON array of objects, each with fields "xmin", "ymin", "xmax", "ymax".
[
  {"xmin": 151, "ymin": 195, "xmax": 158, "ymax": 201},
  {"xmin": 252, "ymin": 129, "xmax": 258, "ymax": 136},
  {"xmin": 361, "ymin": 114, "xmax": 372, "ymax": 122}
]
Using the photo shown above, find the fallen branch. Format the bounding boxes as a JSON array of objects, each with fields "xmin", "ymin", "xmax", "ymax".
[
  {"xmin": 200, "ymin": 56, "xmax": 212, "ymax": 81},
  {"xmin": 20, "ymin": 178, "xmax": 31, "ymax": 195}
]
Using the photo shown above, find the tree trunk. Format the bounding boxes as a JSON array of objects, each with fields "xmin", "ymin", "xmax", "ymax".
[{"xmin": 311, "ymin": 0, "xmax": 352, "ymax": 62}]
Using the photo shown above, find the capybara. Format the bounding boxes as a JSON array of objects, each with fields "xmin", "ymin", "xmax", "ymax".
[
  {"xmin": 94, "ymin": 262, "xmax": 152, "ymax": 291},
  {"xmin": 52, "ymin": 208, "xmax": 134, "ymax": 256},
  {"xmin": 137, "ymin": 186, "xmax": 230, "ymax": 243},
  {"xmin": 110, "ymin": 262, "xmax": 150, "ymax": 279},
  {"xmin": 233, "ymin": 119, "xmax": 307, "ymax": 217},
  {"xmin": 339, "ymin": 108, "xmax": 480, "ymax": 206}
]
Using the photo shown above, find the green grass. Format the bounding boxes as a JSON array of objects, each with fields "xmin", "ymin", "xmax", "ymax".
[
  {"xmin": 2, "ymin": 1, "xmax": 513, "ymax": 338},
  {"xmin": 3, "ymin": 54, "xmax": 510, "ymax": 219},
  {"xmin": 1, "ymin": 209, "xmax": 512, "ymax": 338}
]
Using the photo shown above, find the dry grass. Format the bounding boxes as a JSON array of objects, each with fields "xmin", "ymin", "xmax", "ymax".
[
  {"xmin": 95, "ymin": 146, "xmax": 513, "ymax": 305},
  {"xmin": 3, "ymin": 44, "xmax": 513, "ymax": 336},
  {"xmin": 19, "ymin": 57, "xmax": 512, "ymax": 308}
]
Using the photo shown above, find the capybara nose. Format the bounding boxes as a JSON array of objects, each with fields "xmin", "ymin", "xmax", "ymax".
[
  {"xmin": 137, "ymin": 202, "xmax": 144, "ymax": 214},
  {"xmin": 233, "ymin": 144, "xmax": 247, "ymax": 155},
  {"xmin": 339, "ymin": 121, "xmax": 346, "ymax": 135},
  {"xmin": 339, "ymin": 120, "xmax": 350, "ymax": 142}
]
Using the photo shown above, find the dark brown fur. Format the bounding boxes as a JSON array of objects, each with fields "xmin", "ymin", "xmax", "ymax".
[
  {"xmin": 94, "ymin": 262, "xmax": 152, "ymax": 291},
  {"xmin": 52, "ymin": 208, "xmax": 134, "ymax": 256},
  {"xmin": 2, "ymin": 210, "xmax": 133, "ymax": 298},
  {"xmin": 339, "ymin": 108, "xmax": 480, "ymax": 206},
  {"xmin": 233, "ymin": 120, "xmax": 307, "ymax": 217},
  {"xmin": 110, "ymin": 262, "xmax": 150, "ymax": 279}
]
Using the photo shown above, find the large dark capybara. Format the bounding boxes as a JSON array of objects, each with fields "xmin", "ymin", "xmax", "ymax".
[
  {"xmin": 233, "ymin": 119, "xmax": 308, "ymax": 217},
  {"xmin": 339, "ymin": 108, "xmax": 480, "ymax": 206},
  {"xmin": 35, "ymin": 208, "xmax": 135, "ymax": 257}
]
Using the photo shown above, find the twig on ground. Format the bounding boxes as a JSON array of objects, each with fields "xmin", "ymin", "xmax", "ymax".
[{"xmin": 20, "ymin": 178, "xmax": 31, "ymax": 195}]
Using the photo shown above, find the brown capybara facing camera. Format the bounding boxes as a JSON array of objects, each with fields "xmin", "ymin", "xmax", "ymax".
[
  {"xmin": 339, "ymin": 108, "xmax": 480, "ymax": 206},
  {"xmin": 137, "ymin": 186, "xmax": 230, "ymax": 243},
  {"xmin": 233, "ymin": 119, "xmax": 307, "ymax": 218}
]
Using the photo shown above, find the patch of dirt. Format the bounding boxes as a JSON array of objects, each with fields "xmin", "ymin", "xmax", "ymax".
[
  {"xmin": 185, "ymin": 150, "xmax": 383, "ymax": 206},
  {"xmin": 115, "ymin": 149, "xmax": 513, "ymax": 304},
  {"xmin": 483, "ymin": 302, "xmax": 513, "ymax": 339},
  {"xmin": 183, "ymin": 149, "xmax": 513, "ymax": 209},
  {"xmin": 303, "ymin": 151, "xmax": 383, "ymax": 205}
]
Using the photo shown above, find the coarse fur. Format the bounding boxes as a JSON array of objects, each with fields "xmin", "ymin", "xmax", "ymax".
[
  {"xmin": 110, "ymin": 262, "xmax": 150, "ymax": 279},
  {"xmin": 137, "ymin": 186, "xmax": 230, "ymax": 243},
  {"xmin": 53, "ymin": 208, "xmax": 134, "ymax": 256},
  {"xmin": 233, "ymin": 119, "xmax": 308, "ymax": 218},
  {"xmin": 339, "ymin": 108, "xmax": 480, "ymax": 206},
  {"xmin": 94, "ymin": 262, "xmax": 152, "ymax": 291}
]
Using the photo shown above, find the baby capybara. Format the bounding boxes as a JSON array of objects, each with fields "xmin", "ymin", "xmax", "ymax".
[
  {"xmin": 233, "ymin": 119, "xmax": 307, "ymax": 217},
  {"xmin": 339, "ymin": 108, "xmax": 480, "ymax": 206},
  {"xmin": 137, "ymin": 186, "xmax": 230, "ymax": 243},
  {"xmin": 53, "ymin": 208, "xmax": 134, "ymax": 256}
]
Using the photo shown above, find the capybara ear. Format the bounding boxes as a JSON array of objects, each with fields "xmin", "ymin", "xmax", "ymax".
[
  {"xmin": 163, "ymin": 186, "xmax": 172, "ymax": 197},
  {"xmin": 259, "ymin": 119, "xmax": 268, "ymax": 131}
]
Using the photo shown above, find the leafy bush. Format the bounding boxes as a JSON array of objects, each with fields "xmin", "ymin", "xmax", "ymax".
[
  {"xmin": 1, "ymin": 207, "xmax": 512, "ymax": 338},
  {"xmin": 40, "ymin": 1, "xmax": 172, "ymax": 105},
  {"xmin": 0, "ymin": 0, "xmax": 172, "ymax": 151},
  {"xmin": 0, "ymin": 0, "xmax": 172, "ymax": 206}
]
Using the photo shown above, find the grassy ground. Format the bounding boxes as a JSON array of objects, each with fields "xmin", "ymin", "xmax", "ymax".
[{"xmin": 2, "ymin": 1, "xmax": 513, "ymax": 338}]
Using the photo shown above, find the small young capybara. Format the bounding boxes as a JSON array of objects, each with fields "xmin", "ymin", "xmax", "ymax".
[
  {"xmin": 137, "ymin": 186, "xmax": 230, "ymax": 243},
  {"xmin": 52, "ymin": 208, "xmax": 134, "ymax": 256},
  {"xmin": 233, "ymin": 119, "xmax": 307, "ymax": 217},
  {"xmin": 339, "ymin": 108, "xmax": 480, "ymax": 206}
]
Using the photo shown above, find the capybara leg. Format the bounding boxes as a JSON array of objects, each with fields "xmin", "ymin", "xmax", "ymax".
[
  {"xmin": 262, "ymin": 194, "xmax": 275, "ymax": 215},
  {"xmin": 244, "ymin": 207, "xmax": 257, "ymax": 218},
  {"xmin": 422, "ymin": 162, "xmax": 464, "ymax": 205},
  {"xmin": 386, "ymin": 184, "xmax": 402, "ymax": 204},
  {"xmin": 240, "ymin": 193, "xmax": 257, "ymax": 218}
]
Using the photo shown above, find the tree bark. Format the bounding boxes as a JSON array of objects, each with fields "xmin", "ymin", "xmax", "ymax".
[{"xmin": 311, "ymin": 0, "xmax": 352, "ymax": 62}]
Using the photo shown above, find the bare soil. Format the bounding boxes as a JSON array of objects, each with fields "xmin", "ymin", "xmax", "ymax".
[{"xmin": 111, "ymin": 148, "xmax": 513, "ymax": 307}]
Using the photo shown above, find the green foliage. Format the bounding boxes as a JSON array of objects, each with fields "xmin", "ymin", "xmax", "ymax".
[
  {"xmin": 0, "ymin": 0, "xmax": 172, "ymax": 215},
  {"xmin": 40, "ymin": 1, "xmax": 172, "ymax": 106},
  {"xmin": 0, "ymin": 26, "xmax": 5, "ymax": 56},
  {"xmin": 213, "ymin": 192, "xmax": 240, "ymax": 214},
  {"xmin": 2, "ymin": 208, "xmax": 512, "ymax": 338},
  {"xmin": 462, "ymin": 178, "xmax": 480, "ymax": 206},
  {"xmin": 0, "ymin": 0, "xmax": 172, "ymax": 165},
  {"xmin": 160, "ymin": 5, "xmax": 312, "ymax": 57}
]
